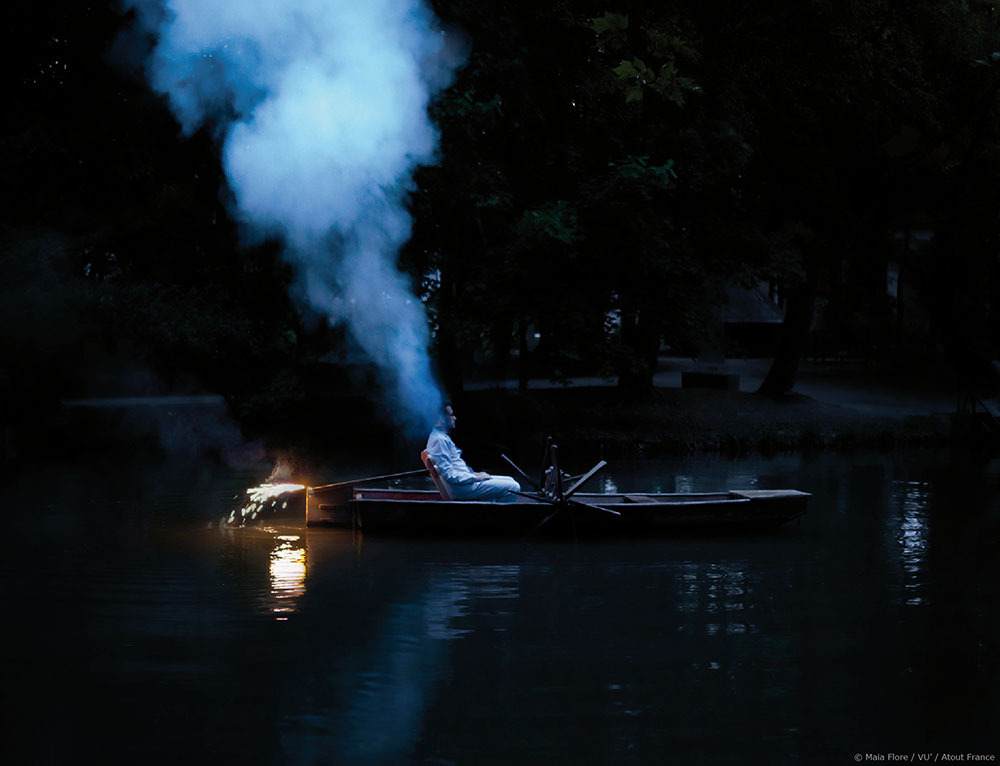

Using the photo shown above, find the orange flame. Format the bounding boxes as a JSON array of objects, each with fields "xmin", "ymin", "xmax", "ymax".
[{"xmin": 228, "ymin": 482, "xmax": 306, "ymax": 526}]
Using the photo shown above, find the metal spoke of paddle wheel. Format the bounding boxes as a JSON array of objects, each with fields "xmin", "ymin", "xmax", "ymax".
[
  {"xmin": 501, "ymin": 453, "xmax": 543, "ymax": 492},
  {"xmin": 502, "ymin": 441, "xmax": 620, "ymax": 534}
]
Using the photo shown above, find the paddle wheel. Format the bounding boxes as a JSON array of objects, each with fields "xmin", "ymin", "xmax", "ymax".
[{"xmin": 502, "ymin": 438, "xmax": 621, "ymax": 533}]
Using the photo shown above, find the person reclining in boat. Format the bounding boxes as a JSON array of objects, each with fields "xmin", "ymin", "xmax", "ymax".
[{"xmin": 426, "ymin": 403, "xmax": 520, "ymax": 503}]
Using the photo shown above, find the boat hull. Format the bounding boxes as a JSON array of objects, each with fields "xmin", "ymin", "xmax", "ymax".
[{"xmin": 334, "ymin": 488, "xmax": 808, "ymax": 537}]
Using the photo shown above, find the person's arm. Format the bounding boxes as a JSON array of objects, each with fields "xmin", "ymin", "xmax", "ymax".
[{"xmin": 427, "ymin": 433, "xmax": 477, "ymax": 485}]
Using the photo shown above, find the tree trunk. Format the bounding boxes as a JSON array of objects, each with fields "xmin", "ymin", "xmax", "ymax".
[
  {"xmin": 518, "ymin": 317, "xmax": 530, "ymax": 392},
  {"xmin": 864, "ymin": 238, "xmax": 891, "ymax": 358},
  {"xmin": 989, "ymin": 254, "xmax": 1000, "ymax": 360},
  {"xmin": 896, "ymin": 229, "xmax": 908, "ymax": 347},
  {"xmin": 617, "ymin": 307, "xmax": 660, "ymax": 396},
  {"xmin": 758, "ymin": 270, "xmax": 817, "ymax": 396},
  {"xmin": 489, "ymin": 313, "xmax": 513, "ymax": 380}
]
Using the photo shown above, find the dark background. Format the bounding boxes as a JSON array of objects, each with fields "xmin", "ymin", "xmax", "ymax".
[{"xmin": 3, "ymin": 1, "xmax": 1000, "ymax": 464}]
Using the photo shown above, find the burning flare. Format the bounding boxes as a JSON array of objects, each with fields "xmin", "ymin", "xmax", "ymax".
[{"xmin": 228, "ymin": 482, "xmax": 305, "ymax": 527}]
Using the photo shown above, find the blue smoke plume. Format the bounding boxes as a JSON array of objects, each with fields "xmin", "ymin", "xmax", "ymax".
[{"xmin": 122, "ymin": 0, "xmax": 462, "ymax": 436}]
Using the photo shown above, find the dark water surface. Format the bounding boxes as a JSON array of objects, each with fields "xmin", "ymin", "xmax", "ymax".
[{"xmin": 2, "ymin": 450, "xmax": 998, "ymax": 765}]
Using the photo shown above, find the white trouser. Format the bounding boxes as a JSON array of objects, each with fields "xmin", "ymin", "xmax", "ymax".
[{"xmin": 450, "ymin": 475, "xmax": 520, "ymax": 503}]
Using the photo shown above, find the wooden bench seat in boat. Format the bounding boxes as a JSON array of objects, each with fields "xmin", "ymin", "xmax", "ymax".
[{"xmin": 420, "ymin": 450, "xmax": 454, "ymax": 500}]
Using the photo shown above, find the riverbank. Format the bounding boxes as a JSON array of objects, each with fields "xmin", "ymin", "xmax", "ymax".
[
  {"xmin": 460, "ymin": 386, "xmax": 951, "ymax": 461},
  {"xmin": 6, "ymin": 358, "xmax": 968, "ymax": 470},
  {"xmin": 457, "ymin": 357, "xmax": 959, "ymax": 460}
]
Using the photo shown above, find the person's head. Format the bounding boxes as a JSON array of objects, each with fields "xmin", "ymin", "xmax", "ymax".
[{"xmin": 437, "ymin": 402, "xmax": 457, "ymax": 432}]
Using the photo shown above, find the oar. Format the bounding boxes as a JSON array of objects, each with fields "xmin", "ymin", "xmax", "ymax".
[
  {"xmin": 518, "ymin": 492, "xmax": 621, "ymax": 536},
  {"xmin": 309, "ymin": 469, "xmax": 427, "ymax": 491},
  {"xmin": 568, "ymin": 497, "xmax": 621, "ymax": 518},
  {"xmin": 501, "ymin": 454, "xmax": 543, "ymax": 491},
  {"xmin": 552, "ymin": 444, "xmax": 562, "ymax": 498},
  {"xmin": 540, "ymin": 437, "xmax": 552, "ymax": 490},
  {"xmin": 564, "ymin": 460, "xmax": 607, "ymax": 498}
]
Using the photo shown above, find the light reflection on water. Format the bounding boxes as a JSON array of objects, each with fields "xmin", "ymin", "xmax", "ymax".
[
  {"xmin": 676, "ymin": 562, "xmax": 757, "ymax": 640},
  {"xmin": 269, "ymin": 535, "xmax": 307, "ymax": 618},
  {"xmin": 890, "ymin": 480, "xmax": 932, "ymax": 607},
  {"xmin": 217, "ymin": 526, "xmax": 312, "ymax": 618}
]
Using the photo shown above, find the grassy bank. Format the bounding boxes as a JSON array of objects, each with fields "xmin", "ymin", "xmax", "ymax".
[
  {"xmin": 458, "ymin": 386, "xmax": 952, "ymax": 461},
  {"xmin": 4, "ymin": 384, "xmax": 957, "ymax": 477}
]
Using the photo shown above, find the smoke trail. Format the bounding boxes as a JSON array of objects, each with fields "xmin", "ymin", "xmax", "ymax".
[{"xmin": 122, "ymin": 0, "xmax": 462, "ymax": 435}]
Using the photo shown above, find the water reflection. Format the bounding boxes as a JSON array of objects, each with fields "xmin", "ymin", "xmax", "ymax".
[
  {"xmin": 425, "ymin": 564, "xmax": 520, "ymax": 639},
  {"xmin": 219, "ymin": 527, "xmax": 310, "ymax": 618},
  {"xmin": 890, "ymin": 480, "xmax": 932, "ymax": 607},
  {"xmin": 269, "ymin": 535, "xmax": 307, "ymax": 618},
  {"xmin": 288, "ymin": 562, "xmax": 522, "ymax": 763},
  {"xmin": 5, "ymin": 450, "xmax": 997, "ymax": 764},
  {"xmin": 677, "ymin": 562, "xmax": 757, "ymax": 635}
]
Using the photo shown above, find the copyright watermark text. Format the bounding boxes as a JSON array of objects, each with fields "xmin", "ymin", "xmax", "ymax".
[{"xmin": 853, "ymin": 756, "xmax": 995, "ymax": 763}]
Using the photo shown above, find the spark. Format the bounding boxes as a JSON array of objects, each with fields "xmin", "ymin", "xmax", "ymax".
[{"xmin": 230, "ymin": 482, "xmax": 305, "ymax": 526}]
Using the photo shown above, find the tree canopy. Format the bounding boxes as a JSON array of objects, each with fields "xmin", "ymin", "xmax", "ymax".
[
  {"xmin": 3, "ymin": 0, "xmax": 999, "ymax": 447},
  {"xmin": 414, "ymin": 0, "xmax": 1000, "ymax": 396}
]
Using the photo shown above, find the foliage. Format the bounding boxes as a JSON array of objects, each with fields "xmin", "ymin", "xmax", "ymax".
[
  {"xmin": 0, "ymin": 3, "xmax": 314, "ymax": 435},
  {"xmin": 412, "ymin": 0, "xmax": 1000, "ymax": 395},
  {"xmin": 5, "ymin": 0, "xmax": 1000, "ymax": 435},
  {"xmin": 414, "ymin": 0, "xmax": 760, "ymax": 393}
]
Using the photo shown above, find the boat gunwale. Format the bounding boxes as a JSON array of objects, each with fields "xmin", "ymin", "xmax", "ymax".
[
  {"xmin": 348, "ymin": 491, "xmax": 792, "ymax": 507},
  {"xmin": 348, "ymin": 488, "xmax": 809, "ymax": 500}
]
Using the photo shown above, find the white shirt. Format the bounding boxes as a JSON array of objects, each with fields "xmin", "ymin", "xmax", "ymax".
[{"xmin": 425, "ymin": 427, "xmax": 477, "ymax": 486}]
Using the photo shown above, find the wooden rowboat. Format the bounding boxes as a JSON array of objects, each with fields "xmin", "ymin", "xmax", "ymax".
[{"xmin": 306, "ymin": 485, "xmax": 809, "ymax": 536}]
